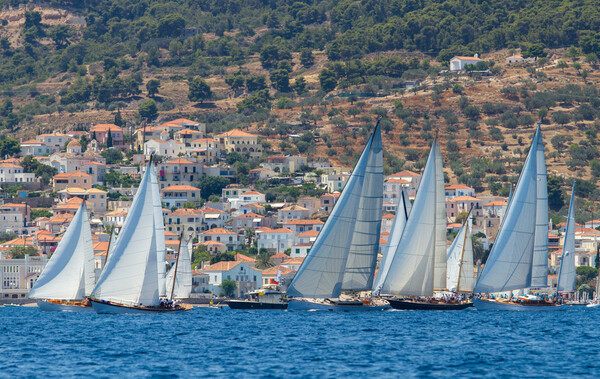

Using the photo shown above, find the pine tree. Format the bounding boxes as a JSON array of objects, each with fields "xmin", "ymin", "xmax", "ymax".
[
  {"xmin": 114, "ymin": 108, "xmax": 124, "ymax": 127},
  {"xmin": 106, "ymin": 128, "xmax": 113, "ymax": 148}
]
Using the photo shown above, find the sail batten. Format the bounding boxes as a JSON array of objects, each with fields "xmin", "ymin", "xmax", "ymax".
[
  {"xmin": 379, "ymin": 140, "xmax": 445, "ymax": 296},
  {"xmin": 557, "ymin": 183, "xmax": 576, "ymax": 293},
  {"xmin": 474, "ymin": 128, "xmax": 541, "ymax": 293},
  {"xmin": 286, "ymin": 123, "xmax": 383, "ymax": 298},
  {"xmin": 29, "ymin": 204, "xmax": 94, "ymax": 301}
]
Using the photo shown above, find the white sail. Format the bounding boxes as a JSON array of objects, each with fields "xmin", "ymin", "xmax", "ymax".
[
  {"xmin": 380, "ymin": 140, "xmax": 443, "ymax": 296},
  {"xmin": 166, "ymin": 238, "xmax": 193, "ymax": 299},
  {"xmin": 433, "ymin": 139, "xmax": 447, "ymax": 291},
  {"xmin": 91, "ymin": 162, "xmax": 160, "ymax": 307},
  {"xmin": 446, "ymin": 211, "xmax": 475, "ymax": 293},
  {"xmin": 150, "ymin": 163, "xmax": 167, "ymax": 297},
  {"xmin": 557, "ymin": 183, "xmax": 576, "ymax": 293},
  {"xmin": 531, "ymin": 125, "xmax": 549, "ymax": 287},
  {"xmin": 372, "ymin": 187, "xmax": 411, "ymax": 292},
  {"xmin": 474, "ymin": 129, "xmax": 539, "ymax": 293},
  {"xmin": 29, "ymin": 203, "xmax": 94, "ymax": 300},
  {"xmin": 286, "ymin": 123, "xmax": 383, "ymax": 298}
]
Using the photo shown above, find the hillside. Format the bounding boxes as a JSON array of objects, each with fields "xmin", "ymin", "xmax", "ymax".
[{"xmin": 0, "ymin": 1, "xmax": 599, "ymax": 219}]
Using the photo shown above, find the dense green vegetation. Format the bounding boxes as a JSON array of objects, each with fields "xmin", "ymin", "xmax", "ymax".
[{"xmin": 0, "ymin": 0, "xmax": 599, "ymax": 92}]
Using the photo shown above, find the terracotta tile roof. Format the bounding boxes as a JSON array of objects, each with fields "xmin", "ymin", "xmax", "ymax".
[
  {"xmin": 281, "ymin": 257, "xmax": 304, "ymax": 265},
  {"xmin": 201, "ymin": 260, "xmax": 242, "ymax": 271},
  {"xmin": 3, "ymin": 237, "xmax": 34, "ymax": 246},
  {"xmin": 296, "ymin": 230, "xmax": 319, "ymax": 237},
  {"xmin": 235, "ymin": 253, "xmax": 255, "ymax": 262},
  {"xmin": 200, "ymin": 240, "xmax": 226, "ymax": 246},
  {"xmin": 484, "ymin": 201, "xmax": 508, "ymax": 206},
  {"xmin": 22, "ymin": 139, "xmax": 43, "ymax": 144},
  {"xmin": 448, "ymin": 196, "xmax": 480, "ymax": 202},
  {"xmin": 200, "ymin": 206, "xmax": 225, "ymax": 214},
  {"xmin": 54, "ymin": 171, "xmax": 92, "ymax": 179},
  {"xmin": 386, "ymin": 178, "xmax": 410, "ymax": 184},
  {"xmin": 164, "ymin": 118, "xmax": 199, "ymax": 125},
  {"xmin": 168, "ymin": 208, "xmax": 200, "ymax": 217},
  {"xmin": 105, "ymin": 210, "xmax": 128, "ymax": 216},
  {"xmin": 91, "ymin": 124, "xmax": 121, "ymax": 132},
  {"xmin": 382, "ymin": 213, "xmax": 395, "ymax": 219},
  {"xmin": 1, "ymin": 203, "xmax": 27, "ymax": 208},
  {"xmin": 161, "ymin": 184, "xmax": 200, "ymax": 191},
  {"xmin": 0, "ymin": 163, "xmax": 22, "ymax": 169},
  {"xmin": 284, "ymin": 219, "xmax": 324, "ymax": 225},
  {"xmin": 242, "ymin": 191, "xmax": 264, "ymax": 196},
  {"xmin": 281, "ymin": 205, "xmax": 308, "ymax": 211},
  {"xmin": 192, "ymin": 138, "xmax": 217, "ymax": 142},
  {"xmin": 215, "ymin": 129, "xmax": 258, "ymax": 138},
  {"xmin": 445, "ymin": 184, "xmax": 473, "ymax": 190},
  {"xmin": 235, "ymin": 212, "xmax": 263, "ymax": 219},
  {"xmin": 165, "ymin": 158, "xmax": 195, "ymax": 165},
  {"xmin": 389, "ymin": 170, "xmax": 420, "ymax": 177},
  {"xmin": 262, "ymin": 265, "xmax": 293, "ymax": 275},
  {"xmin": 263, "ymin": 228, "xmax": 295, "ymax": 234},
  {"xmin": 453, "ymin": 56, "xmax": 482, "ymax": 61},
  {"xmin": 201, "ymin": 228, "xmax": 236, "ymax": 235}
]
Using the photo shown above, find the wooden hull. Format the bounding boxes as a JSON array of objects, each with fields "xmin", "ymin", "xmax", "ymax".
[
  {"xmin": 36, "ymin": 300, "xmax": 94, "ymax": 312},
  {"xmin": 388, "ymin": 299, "xmax": 473, "ymax": 310},
  {"xmin": 225, "ymin": 300, "xmax": 288, "ymax": 310},
  {"xmin": 287, "ymin": 298, "xmax": 390, "ymax": 312},
  {"xmin": 474, "ymin": 298, "xmax": 564, "ymax": 311},
  {"xmin": 90, "ymin": 299, "xmax": 192, "ymax": 314}
]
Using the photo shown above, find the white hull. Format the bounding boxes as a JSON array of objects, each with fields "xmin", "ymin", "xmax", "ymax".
[
  {"xmin": 287, "ymin": 299, "xmax": 390, "ymax": 312},
  {"xmin": 36, "ymin": 300, "xmax": 94, "ymax": 312},
  {"xmin": 586, "ymin": 302, "xmax": 600, "ymax": 308},
  {"xmin": 474, "ymin": 298, "xmax": 564, "ymax": 312}
]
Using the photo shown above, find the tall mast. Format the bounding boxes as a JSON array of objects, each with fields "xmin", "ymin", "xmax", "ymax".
[{"xmin": 170, "ymin": 235, "xmax": 183, "ymax": 300}]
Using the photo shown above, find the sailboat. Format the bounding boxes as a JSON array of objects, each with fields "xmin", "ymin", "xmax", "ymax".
[
  {"xmin": 286, "ymin": 122, "xmax": 390, "ymax": 311},
  {"xmin": 474, "ymin": 124, "xmax": 562, "ymax": 311},
  {"xmin": 372, "ymin": 187, "xmax": 411, "ymax": 294},
  {"xmin": 166, "ymin": 237, "xmax": 193, "ymax": 300},
  {"xmin": 29, "ymin": 203, "xmax": 95, "ymax": 312},
  {"xmin": 375, "ymin": 139, "xmax": 470, "ymax": 310},
  {"xmin": 446, "ymin": 209, "xmax": 475, "ymax": 297},
  {"xmin": 89, "ymin": 158, "xmax": 191, "ymax": 313},
  {"xmin": 557, "ymin": 184, "xmax": 577, "ymax": 303}
]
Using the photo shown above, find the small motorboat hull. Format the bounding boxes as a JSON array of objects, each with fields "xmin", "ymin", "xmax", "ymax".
[
  {"xmin": 225, "ymin": 300, "xmax": 287, "ymax": 310},
  {"xmin": 474, "ymin": 298, "xmax": 564, "ymax": 311},
  {"xmin": 37, "ymin": 300, "xmax": 94, "ymax": 312},
  {"xmin": 90, "ymin": 299, "xmax": 191, "ymax": 314},
  {"xmin": 586, "ymin": 302, "xmax": 600, "ymax": 309},
  {"xmin": 287, "ymin": 298, "xmax": 390, "ymax": 312},
  {"xmin": 388, "ymin": 299, "xmax": 473, "ymax": 310}
]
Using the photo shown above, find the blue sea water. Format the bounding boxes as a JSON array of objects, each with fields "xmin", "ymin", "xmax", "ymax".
[{"xmin": 2, "ymin": 306, "xmax": 600, "ymax": 378}]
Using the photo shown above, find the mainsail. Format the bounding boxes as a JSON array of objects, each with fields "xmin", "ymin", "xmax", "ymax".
[
  {"xmin": 379, "ymin": 139, "xmax": 446, "ymax": 296},
  {"xmin": 29, "ymin": 203, "xmax": 94, "ymax": 300},
  {"xmin": 286, "ymin": 122, "xmax": 383, "ymax": 298},
  {"xmin": 372, "ymin": 187, "xmax": 411, "ymax": 292},
  {"xmin": 474, "ymin": 128, "xmax": 541, "ymax": 293},
  {"xmin": 446, "ymin": 210, "xmax": 475, "ymax": 293},
  {"xmin": 91, "ymin": 161, "xmax": 160, "ymax": 307},
  {"xmin": 557, "ymin": 183, "xmax": 576, "ymax": 293},
  {"xmin": 150, "ymin": 162, "xmax": 167, "ymax": 297},
  {"xmin": 166, "ymin": 237, "xmax": 193, "ymax": 299},
  {"xmin": 531, "ymin": 125, "xmax": 549, "ymax": 287}
]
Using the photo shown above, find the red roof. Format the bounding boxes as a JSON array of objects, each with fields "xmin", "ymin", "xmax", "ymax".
[
  {"xmin": 284, "ymin": 219, "xmax": 324, "ymax": 225},
  {"xmin": 201, "ymin": 261, "xmax": 242, "ymax": 271},
  {"xmin": 161, "ymin": 185, "xmax": 200, "ymax": 191},
  {"xmin": 201, "ymin": 228, "xmax": 236, "ymax": 235}
]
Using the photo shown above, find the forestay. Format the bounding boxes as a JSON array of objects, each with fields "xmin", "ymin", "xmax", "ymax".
[
  {"xmin": 286, "ymin": 123, "xmax": 383, "ymax": 298},
  {"xmin": 372, "ymin": 187, "xmax": 411, "ymax": 292},
  {"xmin": 446, "ymin": 211, "xmax": 475, "ymax": 293},
  {"xmin": 557, "ymin": 183, "xmax": 576, "ymax": 293},
  {"xmin": 91, "ymin": 162, "xmax": 160, "ymax": 307},
  {"xmin": 474, "ymin": 129, "xmax": 539, "ymax": 293},
  {"xmin": 29, "ymin": 203, "xmax": 95, "ymax": 300},
  {"xmin": 379, "ymin": 140, "xmax": 443, "ymax": 296},
  {"xmin": 166, "ymin": 238, "xmax": 193, "ymax": 299}
]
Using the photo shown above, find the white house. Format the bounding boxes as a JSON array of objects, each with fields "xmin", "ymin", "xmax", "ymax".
[
  {"xmin": 200, "ymin": 228, "xmax": 240, "ymax": 251},
  {"xmin": 506, "ymin": 55, "xmax": 536, "ymax": 64},
  {"xmin": 283, "ymin": 219, "xmax": 324, "ymax": 233},
  {"xmin": 449, "ymin": 54, "xmax": 482, "ymax": 71},
  {"xmin": 200, "ymin": 261, "xmax": 262, "ymax": 297},
  {"xmin": 228, "ymin": 191, "xmax": 266, "ymax": 209},
  {"xmin": 482, "ymin": 201, "xmax": 508, "ymax": 219},
  {"xmin": 21, "ymin": 139, "xmax": 51, "ymax": 156},
  {"xmin": 386, "ymin": 170, "xmax": 421, "ymax": 196},
  {"xmin": 277, "ymin": 205, "xmax": 311, "ymax": 224},
  {"xmin": 0, "ymin": 163, "xmax": 36, "ymax": 184},
  {"xmin": 143, "ymin": 139, "xmax": 185, "ymax": 158},
  {"xmin": 445, "ymin": 184, "xmax": 475, "ymax": 200},
  {"xmin": 257, "ymin": 228, "xmax": 296, "ymax": 253},
  {"xmin": 291, "ymin": 229, "xmax": 318, "ymax": 258}
]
